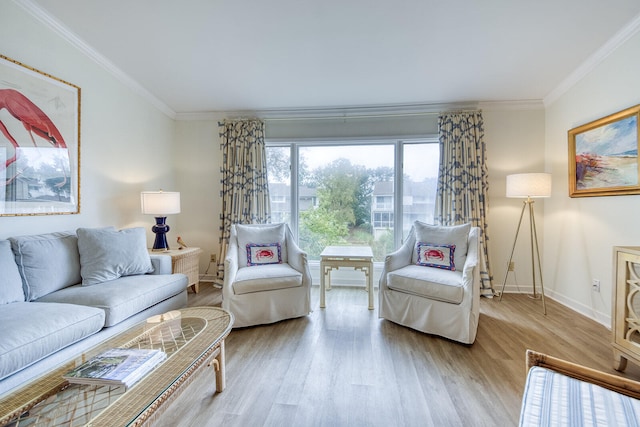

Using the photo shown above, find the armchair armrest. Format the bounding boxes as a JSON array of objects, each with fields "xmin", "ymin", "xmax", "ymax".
[
  {"xmin": 383, "ymin": 230, "xmax": 415, "ymax": 273},
  {"xmin": 379, "ymin": 228, "xmax": 415, "ymax": 291},
  {"xmin": 223, "ymin": 239, "xmax": 239, "ymax": 290},
  {"xmin": 285, "ymin": 228, "xmax": 308, "ymax": 273},
  {"xmin": 287, "ymin": 238, "xmax": 307, "ymax": 273},
  {"xmin": 460, "ymin": 227, "xmax": 481, "ymax": 307},
  {"xmin": 149, "ymin": 254, "xmax": 172, "ymax": 275}
]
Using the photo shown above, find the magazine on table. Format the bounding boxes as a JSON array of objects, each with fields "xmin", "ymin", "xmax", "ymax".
[{"xmin": 63, "ymin": 347, "xmax": 167, "ymax": 389}]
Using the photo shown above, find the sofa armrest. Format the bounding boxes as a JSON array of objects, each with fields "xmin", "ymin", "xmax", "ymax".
[{"xmin": 149, "ymin": 254, "xmax": 172, "ymax": 275}]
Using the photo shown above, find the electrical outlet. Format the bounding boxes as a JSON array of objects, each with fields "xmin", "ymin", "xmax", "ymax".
[
  {"xmin": 210, "ymin": 253, "xmax": 216, "ymax": 263},
  {"xmin": 592, "ymin": 279, "xmax": 600, "ymax": 292},
  {"xmin": 508, "ymin": 261, "xmax": 515, "ymax": 271}
]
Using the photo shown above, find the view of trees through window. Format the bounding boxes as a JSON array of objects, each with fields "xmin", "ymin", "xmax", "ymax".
[{"xmin": 266, "ymin": 141, "xmax": 439, "ymax": 262}]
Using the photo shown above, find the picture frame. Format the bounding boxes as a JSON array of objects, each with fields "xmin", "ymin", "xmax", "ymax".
[
  {"xmin": 568, "ymin": 104, "xmax": 640, "ymax": 198},
  {"xmin": 0, "ymin": 54, "xmax": 80, "ymax": 215}
]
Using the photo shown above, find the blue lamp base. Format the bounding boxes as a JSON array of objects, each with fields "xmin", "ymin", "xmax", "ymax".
[{"xmin": 151, "ymin": 216, "xmax": 170, "ymax": 251}]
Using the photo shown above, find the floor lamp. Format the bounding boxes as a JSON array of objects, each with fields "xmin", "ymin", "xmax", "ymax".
[{"xmin": 499, "ymin": 173, "xmax": 551, "ymax": 315}]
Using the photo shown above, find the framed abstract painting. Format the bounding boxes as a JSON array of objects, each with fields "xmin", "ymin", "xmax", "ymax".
[
  {"xmin": 568, "ymin": 104, "xmax": 640, "ymax": 198},
  {"xmin": 0, "ymin": 54, "xmax": 80, "ymax": 215}
]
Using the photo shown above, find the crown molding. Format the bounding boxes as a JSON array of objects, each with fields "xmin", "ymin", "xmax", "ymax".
[
  {"xmin": 14, "ymin": 0, "xmax": 177, "ymax": 119},
  {"xmin": 478, "ymin": 100, "xmax": 544, "ymax": 111},
  {"xmin": 544, "ymin": 12, "xmax": 640, "ymax": 107},
  {"xmin": 175, "ymin": 100, "xmax": 543, "ymax": 121}
]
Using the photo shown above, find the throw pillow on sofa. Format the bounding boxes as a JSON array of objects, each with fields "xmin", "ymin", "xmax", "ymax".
[
  {"xmin": 77, "ymin": 227, "xmax": 154, "ymax": 286},
  {"xmin": 9, "ymin": 231, "xmax": 82, "ymax": 301}
]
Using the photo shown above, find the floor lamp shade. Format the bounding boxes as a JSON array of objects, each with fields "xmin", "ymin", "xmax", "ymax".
[
  {"xmin": 506, "ymin": 173, "xmax": 551, "ymax": 198},
  {"xmin": 141, "ymin": 191, "xmax": 181, "ymax": 251}
]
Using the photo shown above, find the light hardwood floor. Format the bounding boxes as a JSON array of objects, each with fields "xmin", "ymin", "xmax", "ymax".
[{"xmin": 155, "ymin": 285, "xmax": 640, "ymax": 427}]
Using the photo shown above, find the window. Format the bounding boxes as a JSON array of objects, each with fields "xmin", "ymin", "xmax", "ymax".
[
  {"xmin": 266, "ymin": 140, "xmax": 439, "ymax": 261},
  {"xmin": 375, "ymin": 196, "xmax": 392, "ymax": 210},
  {"xmin": 373, "ymin": 212, "xmax": 393, "ymax": 228}
]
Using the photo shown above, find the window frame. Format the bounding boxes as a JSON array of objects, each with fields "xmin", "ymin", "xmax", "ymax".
[{"xmin": 265, "ymin": 137, "xmax": 439, "ymax": 252}]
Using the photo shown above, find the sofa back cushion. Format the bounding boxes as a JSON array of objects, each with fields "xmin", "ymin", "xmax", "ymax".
[
  {"xmin": 77, "ymin": 227, "xmax": 154, "ymax": 286},
  {"xmin": 10, "ymin": 231, "xmax": 81, "ymax": 301},
  {"xmin": 0, "ymin": 240, "xmax": 25, "ymax": 304}
]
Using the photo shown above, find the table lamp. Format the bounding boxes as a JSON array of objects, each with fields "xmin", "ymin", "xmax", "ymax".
[
  {"xmin": 141, "ymin": 190, "xmax": 181, "ymax": 251},
  {"xmin": 499, "ymin": 173, "xmax": 551, "ymax": 314}
]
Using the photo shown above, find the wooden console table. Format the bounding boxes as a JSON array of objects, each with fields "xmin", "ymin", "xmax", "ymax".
[
  {"xmin": 320, "ymin": 245, "xmax": 374, "ymax": 310},
  {"xmin": 612, "ymin": 246, "xmax": 640, "ymax": 371}
]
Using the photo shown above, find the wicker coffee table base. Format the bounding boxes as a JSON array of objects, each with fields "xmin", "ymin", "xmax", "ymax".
[{"xmin": 0, "ymin": 307, "xmax": 233, "ymax": 427}]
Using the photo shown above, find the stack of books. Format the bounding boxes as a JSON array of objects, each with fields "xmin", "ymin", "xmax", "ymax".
[{"xmin": 63, "ymin": 348, "xmax": 166, "ymax": 389}]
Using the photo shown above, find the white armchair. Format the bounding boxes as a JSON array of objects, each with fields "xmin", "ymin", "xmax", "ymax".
[
  {"xmin": 378, "ymin": 222, "xmax": 480, "ymax": 344},
  {"xmin": 223, "ymin": 223, "xmax": 311, "ymax": 328}
]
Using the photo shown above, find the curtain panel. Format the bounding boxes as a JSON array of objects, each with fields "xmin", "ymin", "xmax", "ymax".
[
  {"xmin": 217, "ymin": 119, "xmax": 271, "ymax": 281},
  {"xmin": 435, "ymin": 111, "xmax": 494, "ymax": 297}
]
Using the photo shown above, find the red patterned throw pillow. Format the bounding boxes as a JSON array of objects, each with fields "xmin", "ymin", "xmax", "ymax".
[
  {"xmin": 246, "ymin": 243, "xmax": 282, "ymax": 266},
  {"xmin": 416, "ymin": 242, "xmax": 456, "ymax": 271}
]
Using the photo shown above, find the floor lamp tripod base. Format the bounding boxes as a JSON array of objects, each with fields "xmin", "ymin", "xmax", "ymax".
[{"xmin": 499, "ymin": 198, "xmax": 547, "ymax": 315}]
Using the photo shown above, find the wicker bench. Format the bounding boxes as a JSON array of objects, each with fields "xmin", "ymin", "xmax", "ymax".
[{"xmin": 520, "ymin": 350, "xmax": 640, "ymax": 426}]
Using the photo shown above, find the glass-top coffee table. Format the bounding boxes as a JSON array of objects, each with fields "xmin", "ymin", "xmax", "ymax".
[{"xmin": 0, "ymin": 306, "xmax": 233, "ymax": 427}]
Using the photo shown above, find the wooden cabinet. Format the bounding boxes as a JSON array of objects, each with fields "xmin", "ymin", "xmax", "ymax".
[
  {"xmin": 612, "ymin": 246, "xmax": 640, "ymax": 371},
  {"xmin": 150, "ymin": 247, "xmax": 202, "ymax": 293}
]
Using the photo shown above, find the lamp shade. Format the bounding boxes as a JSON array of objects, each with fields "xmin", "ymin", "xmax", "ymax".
[
  {"xmin": 141, "ymin": 191, "xmax": 181, "ymax": 215},
  {"xmin": 506, "ymin": 173, "xmax": 551, "ymax": 198}
]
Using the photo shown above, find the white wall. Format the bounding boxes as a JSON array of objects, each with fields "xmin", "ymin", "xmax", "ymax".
[
  {"xmin": 0, "ymin": 2, "xmax": 177, "ymax": 247},
  {"xmin": 484, "ymin": 107, "xmax": 546, "ymax": 295},
  {"xmin": 544, "ymin": 31, "xmax": 640, "ymax": 326},
  {"xmin": 174, "ymin": 118, "xmax": 225, "ymax": 273}
]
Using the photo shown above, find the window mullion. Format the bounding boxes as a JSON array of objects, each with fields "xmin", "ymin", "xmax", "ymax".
[
  {"xmin": 291, "ymin": 144, "xmax": 299, "ymax": 240},
  {"xmin": 394, "ymin": 141, "xmax": 403, "ymax": 248}
]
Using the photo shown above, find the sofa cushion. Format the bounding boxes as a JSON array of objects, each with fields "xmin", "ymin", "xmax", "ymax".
[
  {"xmin": 412, "ymin": 221, "xmax": 471, "ymax": 270},
  {"xmin": 0, "ymin": 302, "xmax": 105, "ymax": 381},
  {"xmin": 77, "ymin": 227, "xmax": 154, "ymax": 286},
  {"xmin": 9, "ymin": 231, "xmax": 81, "ymax": 300},
  {"xmin": 0, "ymin": 240, "xmax": 25, "ymax": 304},
  {"xmin": 236, "ymin": 223, "xmax": 288, "ymax": 268},
  {"xmin": 37, "ymin": 273, "xmax": 187, "ymax": 327},
  {"xmin": 232, "ymin": 264, "xmax": 302, "ymax": 295},
  {"xmin": 387, "ymin": 265, "xmax": 464, "ymax": 304}
]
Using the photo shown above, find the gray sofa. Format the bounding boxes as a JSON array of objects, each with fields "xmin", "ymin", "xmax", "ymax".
[{"xmin": 0, "ymin": 227, "xmax": 188, "ymax": 397}]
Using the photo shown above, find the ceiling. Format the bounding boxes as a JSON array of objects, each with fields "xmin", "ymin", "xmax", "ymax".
[{"xmin": 23, "ymin": 0, "xmax": 640, "ymax": 116}]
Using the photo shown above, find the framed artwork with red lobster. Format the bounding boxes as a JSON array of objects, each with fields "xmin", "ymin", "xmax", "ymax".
[{"xmin": 0, "ymin": 54, "xmax": 80, "ymax": 215}]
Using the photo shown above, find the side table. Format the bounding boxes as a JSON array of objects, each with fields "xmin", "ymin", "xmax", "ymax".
[
  {"xmin": 150, "ymin": 247, "xmax": 202, "ymax": 293},
  {"xmin": 320, "ymin": 245, "xmax": 374, "ymax": 310}
]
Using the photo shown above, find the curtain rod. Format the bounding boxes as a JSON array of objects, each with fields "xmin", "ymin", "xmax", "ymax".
[
  {"xmin": 224, "ymin": 103, "xmax": 481, "ymax": 122},
  {"xmin": 262, "ymin": 110, "xmax": 449, "ymax": 122}
]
